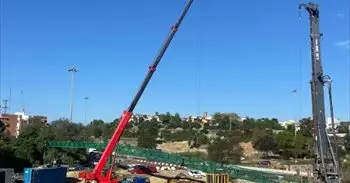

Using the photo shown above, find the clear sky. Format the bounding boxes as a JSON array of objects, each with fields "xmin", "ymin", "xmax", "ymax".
[{"xmin": 1, "ymin": 0, "xmax": 349, "ymax": 123}]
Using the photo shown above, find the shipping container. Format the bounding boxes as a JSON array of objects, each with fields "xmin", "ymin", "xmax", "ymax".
[
  {"xmin": 0, "ymin": 171, "xmax": 4, "ymax": 183},
  {"xmin": 23, "ymin": 168, "xmax": 33, "ymax": 183},
  {"xmin": 0, "ymin": 169, "xmax": 15, "ymax": 183},
  {"xmin": 31, "ymin": 167, "xmax": 67, "ymax": 183}
]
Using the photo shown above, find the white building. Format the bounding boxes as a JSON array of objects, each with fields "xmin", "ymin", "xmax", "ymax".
[
  {"xmin": 13, "ymin": 112, "xmax": 30, "ymax": 137},
  {"xmin": 326, "ymin": 117, "xmax": 341, "ymax": 130},
  {"xmin": 279, "ymin": 120, "xmax": 300, "ymax": 131}
]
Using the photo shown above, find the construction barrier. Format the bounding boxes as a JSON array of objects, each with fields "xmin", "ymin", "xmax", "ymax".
[
  {"xmin": 206, "ymin": 174, "xmax": 228, "ymax": 183},
  {"xmin": 48, "ymin": 141, "xmax": 307, "ymax": 183}
]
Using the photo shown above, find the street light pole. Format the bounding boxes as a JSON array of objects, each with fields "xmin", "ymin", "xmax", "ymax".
[
  {"xmin": 292, "ymin": 89, "xmax": 298, "ymax": 163},
  {"xmin": 68, "ymin": 66, "xmax": 78, "ymax": 123},
  {"xmin": 84, "ymin": 97, "xmax": 89, "ymax": 124},
  {"xmin": 292, "ymin": 89, "xmax": 298, "ymax": 137}
]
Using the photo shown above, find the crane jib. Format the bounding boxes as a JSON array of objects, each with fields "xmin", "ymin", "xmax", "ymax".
[{"xmin": 78, "ymin": 1, "xmax": 194, "ymax": 183}]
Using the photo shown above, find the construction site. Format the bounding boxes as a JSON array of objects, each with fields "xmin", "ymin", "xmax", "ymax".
[{"xmin": 0, "ymin": 0, "xmax": 350, "ymax": 183}]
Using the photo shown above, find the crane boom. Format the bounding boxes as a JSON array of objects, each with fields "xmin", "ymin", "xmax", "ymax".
[
  {"xmin": 79, "ymin": 1, "xmax": 193, "ymax": 182},
  {"xmin": 299, "ymin": 2, "xmax": 340, "ymax": 183}
]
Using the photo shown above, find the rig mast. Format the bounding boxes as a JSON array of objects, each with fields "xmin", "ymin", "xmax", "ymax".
[{"xmin": 299, "ymin": 2, "xmax": 340, "ymax": 183}]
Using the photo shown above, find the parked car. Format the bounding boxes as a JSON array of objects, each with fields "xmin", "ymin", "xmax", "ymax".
[
  {"xmin": 188, "ymin": 170, "xmax": 205, "ymax": 178},
  {"xmin": 68, "ymin": 162, "xmax": 94, "ymax": 171},
  {"xmin": 258, "ymin": 160, "xmax": 271, "ymax": 166},
  {"xmin": 128, "ymin": 165, "xmax": 157, "ymax": 174}
]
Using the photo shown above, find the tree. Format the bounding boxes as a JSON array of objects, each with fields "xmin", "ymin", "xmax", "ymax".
[
  {"xmin": 174, "ymin": 113, "xmax": 182, "ymax": 122},
  {"xmin": 87, "ymin": 119, "xmax": 105, "ymax": 138},
  {"xmin": 338, "ymin": 122, "xmax": 349, "ymax": 134},
  {"xmin": 42, "ymin": 119, "xmax": 88, "ymax": 164},
  {"xmin": 159, "ymin": 112, "xmax": 172, "ymax": 124},
  {"xmin": 190, "ymin": 131, "xmax": 209, "ymax": 148},
  {"xmin": 293, "ymin": 134, "xmax": 312, "ymax": 158},
  {"xmin": 0, "ymin": 119, "xmax": 7, "ymax": 140},
  {"xmin": 252, "ymin": 129, "xmax": 277, "ymax": 156},
  {"xmin": 14, "ymin": 119, "xmax": 52, "ymax": 166},
  {"xmin": 50, "ymin": 119, "xmax": 88, "ymax": 141},
  {"xmin": 212, "ymin": 112, "xmax": 240, "ymax": 131},
  {"xmin": 191, "ymin": 122, "xmax": 202, "ymax": 130},
  {"xmin": 137, "ymin": 120, "xmax": 160, "ymax": 148},
  {"xmin": 241, "ymin": 118, "xmax": 256, "ymax": 139},
  {"xmin": 0, "ymin": 141, "xmax": 31, "ymax": 172},
  {"xmin": 256, "ymin": 118, "xmax": 282, "ymax": 130},
  {"xmin": 208, "ymin": 134, "xmax": 242, "ymax": 164},
  {"xmin": 299, "ymin": 118, "xmax": 313, "ymax": 137},
  {"xmin": 168, "ymin": 120, "xmax": 182, "ymax": 129},
  {"xmin": 345, "ymin": 133, "xmax": 350, "ymax": 153},
  {"xmin": 201, "ymin": 123, "xmax": 209, "ymax": 134},
  {"xmin": 286, "ymin": 124, "xmax": 296, "ymax": 134}
]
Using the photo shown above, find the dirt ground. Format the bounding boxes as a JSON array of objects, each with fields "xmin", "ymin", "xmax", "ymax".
[
  {"xmin": 157, "ymin": 141, "xmax": 207, "ymax": 154},
  {"xmin": 66, "ymin": 169, "xmax": 206, "ymax": 183}
]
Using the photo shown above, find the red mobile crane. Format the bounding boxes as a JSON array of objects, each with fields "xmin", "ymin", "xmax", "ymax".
[{"xmin": 79, "ymin": 1, "xmax": 194, "ymax": 182}]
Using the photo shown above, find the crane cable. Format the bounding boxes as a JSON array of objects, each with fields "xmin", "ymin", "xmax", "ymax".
[
  {"xmin": 297, "ymin": 0, "xmax": 303, "ymax": 127},
  {"xmin": 348, "ymin": 2, "xmax": 350, "ymax": 122},
  {"xmin": 195, "ymin": 3, "xmax": 201, "ymax": 117},
  {"xmin": 0, "ymin": 0, "xmax": 3, "ymax": 112},
  {"xmin": 298, "ymin": 0, "xmax": 315, "ymax": 159}
]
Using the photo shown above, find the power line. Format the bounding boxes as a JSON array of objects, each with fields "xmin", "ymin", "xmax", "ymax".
[
  {"xmin": 0, "ymin": 0, "xmax": 3, "ymax": 113},
  {"xmin": 348, "ymin": 3, "xmax": 350, "ymax": 121},
  {"xmin": 2, "ymin": 99, "xmax": 8, "ymax": 114}
]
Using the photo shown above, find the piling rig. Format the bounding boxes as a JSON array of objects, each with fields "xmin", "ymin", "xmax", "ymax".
[
  {"xmin": 78, "ymin": 1, "xmax": 194, "ymax": 182},
  {"xmin": 299, "ymin": 2, "xmax": 340, "ymax": 183}
]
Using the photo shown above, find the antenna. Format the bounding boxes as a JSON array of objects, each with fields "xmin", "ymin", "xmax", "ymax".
[
  {"xmin": 21, "ymin": 90, "xmax": 25, "ymax": 113},
  {"xmin": 2, "ymin": 100, "xmax": 8, "ymax": 114},
  {"xmin": 8, "ymin": 88, "xmax": 11, "ymax": 113}
]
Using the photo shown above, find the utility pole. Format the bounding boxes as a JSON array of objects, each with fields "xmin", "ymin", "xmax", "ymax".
[
  {"xmin": 84, "ymin": 97, "xmax": 89, "ymax": 124},
  {"xmin": 300, "ymin": 2, "xmax": 340, "ymax": 183},
  {"xmin": 68, "ymin": 66, "xmax": 78, "ymax": 123}
]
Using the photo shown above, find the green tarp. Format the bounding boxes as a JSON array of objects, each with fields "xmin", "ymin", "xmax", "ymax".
[{"xmin": 48, "ymin": 141, "xmax": 308, "ymax": 183}]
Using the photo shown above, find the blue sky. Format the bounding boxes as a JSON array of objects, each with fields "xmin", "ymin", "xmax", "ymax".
[{"xmin": 1, "ymin": 0, "xmax": 349, "ymax": 123}]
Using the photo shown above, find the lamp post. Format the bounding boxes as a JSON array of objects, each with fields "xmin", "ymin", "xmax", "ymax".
[
  {"xmin": 292, "ymin": 89, "xmax": 298, "ymax": 137},
  {"xmin": 68, "ymin": 66, "xmax": 78, "ymax": 123},
  {"xmin": 291, "ymin": 89, "xmax": 298, "ymax": 163},
  {"xmin": 84, "ymin": 97, "xmax": 89, "ymax": 124}
]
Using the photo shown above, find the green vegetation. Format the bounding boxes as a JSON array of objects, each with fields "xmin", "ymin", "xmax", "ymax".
[
  {"xmin": 0, "ymin": 112, "xmax": 349, "ymax": 174},
  {"xmin": 208, "ymin": 132, "xmax": 243, "ymax": 164}
]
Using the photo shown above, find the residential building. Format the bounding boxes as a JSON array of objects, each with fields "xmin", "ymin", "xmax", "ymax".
[
  {"xmin": 186, "ymin": 112, "xmax": 213, "ymax": 123},
  {"xmin": 0, "ymin": 112, "xmax": 47, "ymax": 137},
  {"xmin": 0, "ymin": 114, "xmax": 20, "ymax": 137},
  {"xmin": 279, "ymin": 120, "xmax": 300, "ymax": 131},
  {"xmin": 326, "ymin": 117, "xmax": 340, "ymax": 130},
  {"xmin": 132, "ymin": 114, "xmax": 160, "ymax": 122}
]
